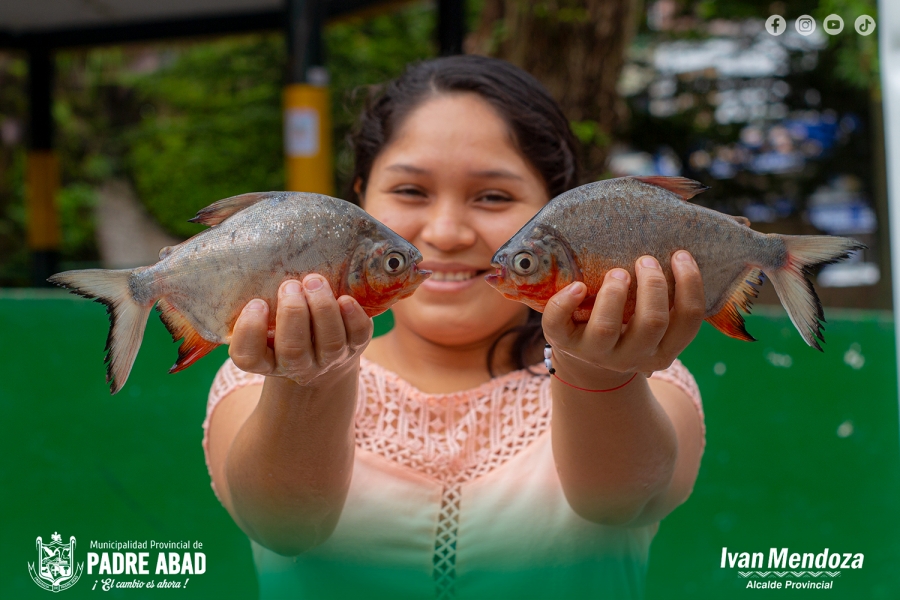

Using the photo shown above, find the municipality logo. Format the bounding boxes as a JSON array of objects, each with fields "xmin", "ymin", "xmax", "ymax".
[{"xmin": 28, "ymin": 532, "xmax": 84, "ymax": 592}]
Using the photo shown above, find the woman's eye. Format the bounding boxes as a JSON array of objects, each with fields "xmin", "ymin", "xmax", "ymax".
[
  {"xmin": 392, "ymin": 187, "xmax": 427, "ymax": 198},
  {"xmin": 477, "ymin": 193, "xmax": 513, "ymax": 204}
]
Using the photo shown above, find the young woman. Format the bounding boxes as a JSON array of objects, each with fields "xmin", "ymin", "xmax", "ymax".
[{"xmin": 203, "ymin": 55, "xmax": 705, "ymax": 599}]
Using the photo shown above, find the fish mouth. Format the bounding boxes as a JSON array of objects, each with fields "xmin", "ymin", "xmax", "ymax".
[
  {"xmin": 410, "ymin": 262, "xmax": 432, "ymax": 281},
  {"xmin": 484, "ymin": 253, "xmax": 507, "ymax": 288},
  {"xmin": 484, "ymin": 263, "xmax": 507, "ymax": 288}
]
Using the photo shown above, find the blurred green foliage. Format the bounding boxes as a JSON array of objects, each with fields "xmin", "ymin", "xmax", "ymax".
[
  {"xmin": 817, "ymin": 0, "xmax": 880, "ymax": 92},
  {"xmin": 128, "ymin": 3, "xmax": 434, "ymax": 238},
  {"xmin": 0, "ymin": 54, "xmax": 28, "ymax": 285},
  {"xmin": 127, "ymin": 36, "xmax": 286, "ymax": 238},
  {"xmin": 57, "ymin": 183, "xmax": 98, "ymax": 259}
]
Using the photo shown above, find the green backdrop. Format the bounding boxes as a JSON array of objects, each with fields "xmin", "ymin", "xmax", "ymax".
[{"xmin": 1, "ymin": 291, "xmax": 897, "ymax": 599}]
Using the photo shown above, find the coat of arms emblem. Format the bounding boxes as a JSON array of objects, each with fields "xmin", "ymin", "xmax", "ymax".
[{"xmin": 28, "ymin": 532, "xmax": 83, "ymax": 592}]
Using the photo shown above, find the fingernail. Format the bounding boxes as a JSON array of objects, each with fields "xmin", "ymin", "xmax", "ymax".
[
  {"xmin": 283, "ymin": 281, "xmax": 301, "ymax": 296},
  {"xmin": 641, "ymin": 256, "xmax": 659, "ymax": 269},
  {"xmin": 305, "ymin": 277, "xmax": 323, "ymax": 292},
  {"xmin": 340, "ymin": 298, "xmax": 355, "ymax": 316},
  {"xmin": 675, "ymin": 251, "xmax": 693, "ymax": 263},
  {"xmin": 247, "ymin": 299, "xmax": 266, "ymax": 312},
  {"xmin": 610, "ymin": 269, "xmax": 628, "ymax": 281},
  {"xmin": 569, "ymin": 282, "xmax": 586, "ymax": 296}
]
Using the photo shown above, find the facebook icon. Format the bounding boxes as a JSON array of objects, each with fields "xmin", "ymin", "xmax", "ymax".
[{"xmin": 766, "ymin": 15, "xmax": 786, "ymax": 36}]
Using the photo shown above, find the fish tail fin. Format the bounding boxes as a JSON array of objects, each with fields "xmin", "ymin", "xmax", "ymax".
[
  {"xmin": 767, "ymin": 235, "xmax": 866, "ymax": 351},
  {"xmin": 48, "ymin": 269, "xmax": 153, "ymax": 394}
]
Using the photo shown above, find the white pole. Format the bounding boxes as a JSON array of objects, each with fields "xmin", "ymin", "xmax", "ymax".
[{"xmin": 879, "ymin": 0, "xmax": 900, "ymax": 408}]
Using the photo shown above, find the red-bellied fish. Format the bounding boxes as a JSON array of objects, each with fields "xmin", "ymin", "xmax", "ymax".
[
  {"xmin": 485, "ymin": 176, "xmax": 864, "ymax": 349},
  {"xmin": 49, "ymin": 192, "xmax": 431, "ymax": 393}
]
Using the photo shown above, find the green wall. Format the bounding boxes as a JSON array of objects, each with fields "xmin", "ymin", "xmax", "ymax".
[{"xmin": 1, "ymin": 292, "xmax": 897, "ymax": 599}]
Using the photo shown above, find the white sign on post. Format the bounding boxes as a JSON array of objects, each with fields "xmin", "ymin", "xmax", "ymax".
[{"xmin": 285, "ymin": 108, "xmax": 320, "ymax": 157}]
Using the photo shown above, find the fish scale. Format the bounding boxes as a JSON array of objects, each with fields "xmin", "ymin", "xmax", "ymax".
[{"xmin": 486, "ymin": 176, "xmax": 864, "ymax": 350}]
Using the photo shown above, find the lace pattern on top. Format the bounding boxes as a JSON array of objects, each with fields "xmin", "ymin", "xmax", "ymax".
[
  {"xmin": 354, "ymin": 360, "xmax": 553, "ymax": 487},
  {"xmin": 202, "ymin": 357, "xmax": 705, "ymax": 493},
  {"xmin": 433, "ymin": 483, "xmax": 462, "ymax": 600}
]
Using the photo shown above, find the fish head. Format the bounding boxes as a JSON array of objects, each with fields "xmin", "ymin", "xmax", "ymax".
[
  {"xmin": 485, "ymin": 224, "xmax": 581, "ymax": 313},
  {"xmin": 346, "ymin": 230, "xmax": 431, "ymax": 317}
]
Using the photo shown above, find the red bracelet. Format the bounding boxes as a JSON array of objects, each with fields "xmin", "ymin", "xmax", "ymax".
[
  {"xmin": 544, "ymin": 343, "xmax": 639, "ymax": 392},
  {"xmin": 551, "ymin": 371, "xmax": 638, "ymax": 393}
]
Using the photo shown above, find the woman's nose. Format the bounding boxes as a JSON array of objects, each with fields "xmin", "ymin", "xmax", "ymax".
[{"xmin": 420, "ymin": 201, "xmax": 477, "ymax": 252}]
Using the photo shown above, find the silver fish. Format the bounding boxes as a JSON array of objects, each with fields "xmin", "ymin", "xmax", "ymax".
[
  {"xmin": 486, "ymin": 176, "xmax": 865, "ymax": 349},
  {"xmin": 50, "ymin": 192, "xmax": 431, "ymax": 393}
]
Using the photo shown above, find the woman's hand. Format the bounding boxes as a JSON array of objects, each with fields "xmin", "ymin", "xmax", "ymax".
[
  {"xmin": 542, "ymin": 251, "xmax": 705, "ymax": 388},
  {"xmin": 228, "ymin": 274, "xmax": 374, "ymax": 386}
]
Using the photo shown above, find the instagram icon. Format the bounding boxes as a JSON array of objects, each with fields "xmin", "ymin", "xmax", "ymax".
[{"xmin": 795, "ymin": 15, "xmax": 816, "ymax": 36}]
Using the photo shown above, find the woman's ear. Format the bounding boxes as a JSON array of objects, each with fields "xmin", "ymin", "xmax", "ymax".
[{"xmin": 353, "ymin": 178, "xmax": 364, "ymax": 206}]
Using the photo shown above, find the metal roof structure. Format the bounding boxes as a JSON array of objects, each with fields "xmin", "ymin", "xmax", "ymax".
[{"xmin": 0, "ymin": 0, "xmax": 411, "ymax": 49}]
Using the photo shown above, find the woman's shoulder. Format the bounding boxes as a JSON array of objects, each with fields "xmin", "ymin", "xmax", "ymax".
[
  {"xmin": 208, "ymin": 358, "xmax": 266, "ymax": 410},
  {"xmin": 648, "ymin": 358, "xmax": 702, "ymax": 406}
]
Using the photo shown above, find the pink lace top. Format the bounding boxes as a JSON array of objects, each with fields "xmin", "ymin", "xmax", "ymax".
[{"xmin": 202, "ymin": 357, "xmax": 704, "ymax": 600}]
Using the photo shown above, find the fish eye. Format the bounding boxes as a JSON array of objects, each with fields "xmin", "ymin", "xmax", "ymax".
[
  {"xmin": 511, "ymin": 251, "xmax": 538, "ymax": 276},
  {"xmin": 384, "ymin": 252, "xmax": 407, "ymax": 274}
]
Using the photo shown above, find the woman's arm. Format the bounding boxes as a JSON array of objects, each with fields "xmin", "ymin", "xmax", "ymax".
[
  {"xmin": 543, "ymin": 252, "xmax": 706, "ymax": 527},
  {"xmin": 206, "ymin": 275, "xmax": 373, "ymax": 556}
]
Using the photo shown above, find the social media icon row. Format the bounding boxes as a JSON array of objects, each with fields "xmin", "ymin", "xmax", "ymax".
[{"xmin": 765, "ymin": 14, "xmax": 876, "ymax": 37}]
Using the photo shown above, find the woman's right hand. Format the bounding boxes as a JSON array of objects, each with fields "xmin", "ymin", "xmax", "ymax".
[{"xmin": 228, "ymin": 274, "xmax": 374, "ymax": 386}]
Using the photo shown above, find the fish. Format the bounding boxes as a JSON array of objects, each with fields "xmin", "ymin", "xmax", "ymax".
[
  {"xmin": 485, "ymin": 176, "xmax": 865, "ymax": 350},
  {"xmin": 49, "ymin": 192, "xmax": 431, "ymax": 394}
]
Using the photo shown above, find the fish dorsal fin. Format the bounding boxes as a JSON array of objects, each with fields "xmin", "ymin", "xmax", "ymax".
[
  {"xmin": 188, "ymin": 192, "xmax": 278, "ymax": 227},
  {"xmin": 729, "ymin": 215, "xmax": 751, "ymax": 227},
  {"xmin": 705, "ymin": 267, "xmax": 763, "ymax": 342},
  {"xmin": 156, "ymin": 299, "xmax": 220, "ymax": 373},
  {"xmin": 632, "ymin": 176, "xmax": 709, "ymax": 200}
]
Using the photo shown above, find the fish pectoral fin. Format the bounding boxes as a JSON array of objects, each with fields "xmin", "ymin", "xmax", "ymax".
[
  {"xmin": 188, "ymin": 192, "xmax": 280, "ymax": 227},
  {"xmin": 631, "ymin": 176, "xmax": 709, "ymax": 200},
  {"xmin": 705, "ymin": 267, "xmax": 763, "ymax": 342},
  {"xmin": 156, "ymin": 299, "xmax": 220, "ymax": 373},
  {"xmin": 728, "ymin": 215, "xmax": 751, "ymax": 227}
]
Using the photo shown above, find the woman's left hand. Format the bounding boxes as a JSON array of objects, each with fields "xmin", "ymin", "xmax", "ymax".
[{"xmin": 541, "ymin": 251, "xmax": 706, "ymax": 389}]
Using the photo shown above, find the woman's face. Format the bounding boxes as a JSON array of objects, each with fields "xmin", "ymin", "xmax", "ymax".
[{"xmin": 361, "ymin": 93, "xmax": 550, "ymax": 348}]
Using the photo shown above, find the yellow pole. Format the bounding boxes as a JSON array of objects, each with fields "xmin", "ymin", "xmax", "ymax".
[
  {"xmin": 25, "ymin": 150, "xmax": 61, "ymax": 251},
  {"xmin": 283, "ymin": 83, "xmax": 333, "ymax": 194}
]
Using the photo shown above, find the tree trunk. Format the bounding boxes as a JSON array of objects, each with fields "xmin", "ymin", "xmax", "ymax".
[{"xmin": 467, "ymin": 0, "xmax": 637, "ymax": 182}]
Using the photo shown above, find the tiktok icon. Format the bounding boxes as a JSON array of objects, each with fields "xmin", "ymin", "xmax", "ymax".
[{"xmin": 855, "ymin": 15, "xmax": 876, "ymax": 36}]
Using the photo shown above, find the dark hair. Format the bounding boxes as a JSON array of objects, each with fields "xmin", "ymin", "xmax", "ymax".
[{"xmin": 347, "ymin": 55, "xmax": 581, "ymax": 374}]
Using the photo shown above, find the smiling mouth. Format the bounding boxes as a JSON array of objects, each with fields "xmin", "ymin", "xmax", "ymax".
[{"xmin": 428, "ymin": 270, "xmax": 489, "ymax": 282}]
